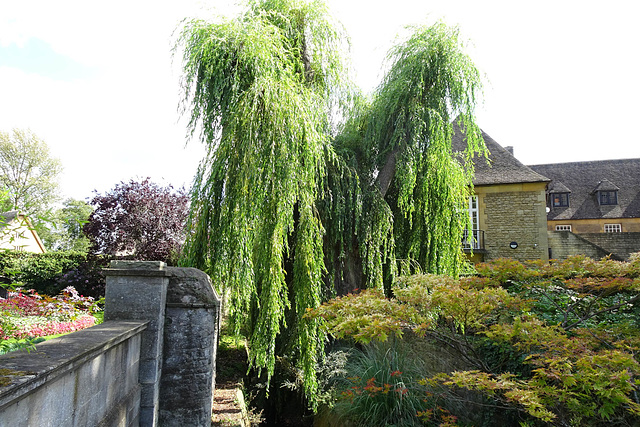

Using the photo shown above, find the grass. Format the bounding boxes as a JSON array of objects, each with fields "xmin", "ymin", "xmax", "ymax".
[
  {"xmin": 93, "ymin": 311, "xmax": 104, "ymax": 324},
  {"xmin": 216, "ymin": 321, "xmax": 249, "ymax": 386},
  {"xmin": 0, "ymin": 332, "xmax": 78, "ymax": 355},
  {"xmin": 330, "ymin": 342, "xmax": 437, "ymax": 427}
]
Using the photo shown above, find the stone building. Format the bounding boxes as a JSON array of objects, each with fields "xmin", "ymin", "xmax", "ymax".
[
  {"xmin": 453, "ymin": 123, "xmax": 640, "ymax": 263},
  {"xmin": 452, "ymin": 126, "xmax": 550, "ymax": 263},
  {"xmin": 529, "ymin": 159, "xmax": 640, "ymax": 260}
]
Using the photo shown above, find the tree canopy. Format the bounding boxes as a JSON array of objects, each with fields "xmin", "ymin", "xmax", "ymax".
[
  {"xmin": 39, "ymin": 198, "xmax": 93, "ymax": 252},
  {"xmin": 0, "ymin": 128, "xmax": 62, "ymax": 218},
  {"xmin": 177, "ymin": 0, "xmax": 485, "ymax": 404},
  {"xmin": 84, "ymin": 179, "xmax": 188, "ymax": 264}
]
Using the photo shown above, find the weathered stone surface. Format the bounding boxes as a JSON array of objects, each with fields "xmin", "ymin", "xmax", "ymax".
[
  {"xmin": 158, "ymin": 267, "xmax": 220, "ymax": 426},
  {"xmin": 104, "ymin": 261, "xmax": 170, "ymax": 427},
  {"xmin": 1, "ymin": 263, "xmax": 219, "ymax": 427},
  {"xmin": 104, "ymin": 261, "xmax": 169, "ymax": 426},
  {"xmin": 547, "ymin": 231, "xmax": 611, "ymax": 260},
  {"xmin": 165, "ymin": 267, "xmax": 219, "ymax": 307},
  {"xmin": 577, "ymin": 232, "xmax": 640, "ymax": 260},
  {"xmin": 107, "ymin": 260, "xmax": 167, "ymax": 275},
  {"xmin": 481, "ymin": 189, "xmax": 549, "ymax": 261},
  {"xmin": 0, "ymin": 321, "xmax": 146, "ymax": 427}
]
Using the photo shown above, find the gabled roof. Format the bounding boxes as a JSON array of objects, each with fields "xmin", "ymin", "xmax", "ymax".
[
  {"xmin": 592, "ymin": 178, "xmax": 620, "ymax": 193},
  {"xmin": 548, "ymin": 181, "xmax": 572, "ymax": 193},
  {"xmin": 529, "ymin": 159, "xmax": 640, "ymax": 220},
  {"xmin": 0, "ymin": 210, "xmax": 20, "ymax": 225},
  {"xmin": 451, "ymin": 124, "xmax": 550, "ymax": 186},
  {"xmin": 0, "ymin": 210, "xmax": 46, "ymax": 253}
]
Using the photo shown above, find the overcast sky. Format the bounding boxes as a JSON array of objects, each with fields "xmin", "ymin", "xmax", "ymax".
[{"xmin": 1, "ymin": 0, "xmax": 639, "ymax": 201}]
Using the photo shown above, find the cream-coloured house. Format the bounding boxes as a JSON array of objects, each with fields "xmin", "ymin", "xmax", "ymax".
[{"xmin": 0, "ymin": 211, "xmax": 46, "ymax": 253}]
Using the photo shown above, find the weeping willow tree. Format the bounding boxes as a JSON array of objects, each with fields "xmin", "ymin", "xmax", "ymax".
[
  {"xmin": 365, "ymin": 23, "xmax": 485, "ymax": 278},
  {"xmin": 177, "ymin": 0, "xmax": 485, "ymax": 406}
]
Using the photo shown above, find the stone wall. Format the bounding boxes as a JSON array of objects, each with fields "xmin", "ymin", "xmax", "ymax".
[
  {"xmin": 0, "ymin": 262, "xmax": 220, "ymax": 427},
  {"xmin": 104, "ymin": 261, "xmax": 170, "ymax": 425},
  {"xmin": 104, "ymin": 261, "xmax": 220, "ymax": 426},
  {"xmin": 548, "ymin": 218, "xmax": 640, "ymax": 233},
  {"xmin": 548, "ymin": 231, "xmax": 640, "ymax": 261},
  {"xmin": 159, "ymin": 267, "xmax": 220, "ymax": 425},
  {"xmin": 579, "ymin": 232, "xmax": 640, "ymax": 260},
  {"xmin": 480, "ymin": 188, "xmax": 549, "ymax": 261},
  {"xmin": 0, "ymin": 321, "xmax": 147, "ymax": 427},
  {"xmin": 547, "ymin": 231, "xmax": 611, "ymax": 261}
]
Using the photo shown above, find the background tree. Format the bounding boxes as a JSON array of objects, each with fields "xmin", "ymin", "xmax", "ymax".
[
  {"xmin": 177, "ymin": 0, "xmax": 484, "ymax": 407},
  {"xmin": 84, "ymin": 178, "xmax": 188, "ymax": 264},
  {"xmin": 0, "ymin": 129, "xmax": 63, "ymax": 217},
  {"xmin": 39, "ymin": 198, "xmax": 93, "ymax": 252}
]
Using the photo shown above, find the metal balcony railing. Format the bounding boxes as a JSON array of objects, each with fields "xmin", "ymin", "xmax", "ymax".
[{"xmin": 462, "ymin": 229, "xmax": 485, "ymax": 250}]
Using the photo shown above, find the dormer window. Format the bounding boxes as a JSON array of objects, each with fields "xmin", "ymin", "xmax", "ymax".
[
  {"xmin": 547, "ymin": 181, "xmax": 572, "ymax": 209},
  {"xmin": 593, "ymin": 178, "xmax": 619, "ymax": 206},
  {"xmin": 551, "ymin": 192, "xmax": 570, "ymax": 207},
  {"xmin": 599, "ymin": 190, "xmax": 618, "ymax": 205}
]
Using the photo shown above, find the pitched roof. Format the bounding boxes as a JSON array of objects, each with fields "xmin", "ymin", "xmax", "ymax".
[
  {"xmin": 529, "ymin": 159, "xmax": 640, "ymax": 220},
  {"xmin": 0, "ymin": 210, "xmax": 47, "ymax": 253},
  {"xmin": 548, "ymin": 180, "xmax": 572, "ymax": 193},
  {"xmin": 592, "ymin": 178, "xmax": 619, "ymax": 192},
  {"xmin": 451, "ymin": 125, "xmax": 550, "ymax": 186},
  {"xmin": 0, "ymin": 210, "xmax": 19, "ymax": 226}
]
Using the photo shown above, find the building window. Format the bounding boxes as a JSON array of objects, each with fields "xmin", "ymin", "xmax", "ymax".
[
  {"xmin": 604, "ymin": 223, "xmax": 622, "ymax": 233},
  {"xmin": 468, "ymin": 196, "xmax": 479, "ymax": 230},
  {"xmin": 551, "ymin": 192, "xmax": 569, "ymax": 207},
  {"xmin": 599, "ymin": 191, "xmax": 618, "ymax": 205},
  {"xmin": 464, "ymin": 196, "xmax": 481, "ymax": 249},
  {"xmin": 463, "ymin": 196, "xmax": 485, "ymax": 250},
  {"xmin": 555, "ymin": 225, "xmax": 572, "ymax": 231}
]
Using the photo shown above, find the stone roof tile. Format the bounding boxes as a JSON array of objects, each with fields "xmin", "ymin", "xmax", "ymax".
[
  {"xmin": 548, "ymin": 181, "xmax": 572, "ymax": 193},
  {"xmin": 452, "ymin": 124, "xmax": 550, "ymax": 186},
  {"xmin": 529, "ymin": 159, "xmax": 640, "ymax": 220}
]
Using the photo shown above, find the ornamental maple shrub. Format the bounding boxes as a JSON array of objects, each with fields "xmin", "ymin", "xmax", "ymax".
[
  {"xmin": 84, "ymin": 178, "xmax": 188, "ymax": 264},
  {"xmin": 307, "ymin": 255, "xmax": 640, "ymax": 426}
]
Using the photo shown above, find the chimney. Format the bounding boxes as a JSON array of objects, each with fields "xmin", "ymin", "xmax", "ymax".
[{"xmin": 505, "ymin": 146, "xmax": 514, "ymax": 155}]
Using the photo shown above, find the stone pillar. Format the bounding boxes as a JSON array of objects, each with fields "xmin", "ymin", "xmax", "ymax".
[
  {"xmin": 159, "ymin": 267, "xmax": 220, "ymax": 426},
  {"xmin": 104, "ymin": 261, "xmax": 169, "ymax": 427}
]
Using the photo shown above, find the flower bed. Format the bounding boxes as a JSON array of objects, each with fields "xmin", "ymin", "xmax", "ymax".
[
  {"xmin": 3, "ymin": 315, "xmax": 96, "ymax": 340},
  {"xmin": 0, "ymin": 286, "xmax": 101, "ymax": 340}
]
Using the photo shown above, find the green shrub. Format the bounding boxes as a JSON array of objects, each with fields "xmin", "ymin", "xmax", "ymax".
[
  {"xmin": 0, "ymin": 251, "xmax": 108, "ymax": 297},
  {"xmin": 0, "ymin": 337, "xmax": 45, "ymax": 355},
  {"xmin": 331, "ymin": 343, "xmax": 446, "ymax": 427},
  {"xmin": 474, "ymin": 258, "xmax": 538, "ymax": 285},
  {"xmin": 311, "ymin": 256, "xmax": 640, "ymax": 425}
]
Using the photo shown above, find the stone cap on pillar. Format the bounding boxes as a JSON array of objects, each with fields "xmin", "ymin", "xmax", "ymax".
[
  {"xmin": 104, "ymin": 260, "xmax": 171, "ymax": 277},
  {"xmin": 165, "ymin": 267, "xmax": 220, "ymax": 309}
]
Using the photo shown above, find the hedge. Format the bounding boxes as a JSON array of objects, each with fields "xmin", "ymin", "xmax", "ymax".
[{"xmin": 0, "ymin": 251, "xmax": 109, "ymax": 298}]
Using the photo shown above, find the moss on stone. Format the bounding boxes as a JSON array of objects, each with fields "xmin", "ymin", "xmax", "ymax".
[{"xmin": 0, "ymin": 368, "xmax": 33, "ymax": 387}]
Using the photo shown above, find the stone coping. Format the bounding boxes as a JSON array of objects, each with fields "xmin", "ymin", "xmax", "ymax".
[
  {"xmin": 0, "ymin": 320, "xmax": 148, "ymax": 409},
  {"xmin": 104, "ymin": 260, "xmax": 170, "ymax": 277}
]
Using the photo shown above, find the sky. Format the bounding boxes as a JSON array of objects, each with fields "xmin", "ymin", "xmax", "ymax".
[{"xmin": 1, "ymin": 0, "xmax": 639, "ymax": 202}]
